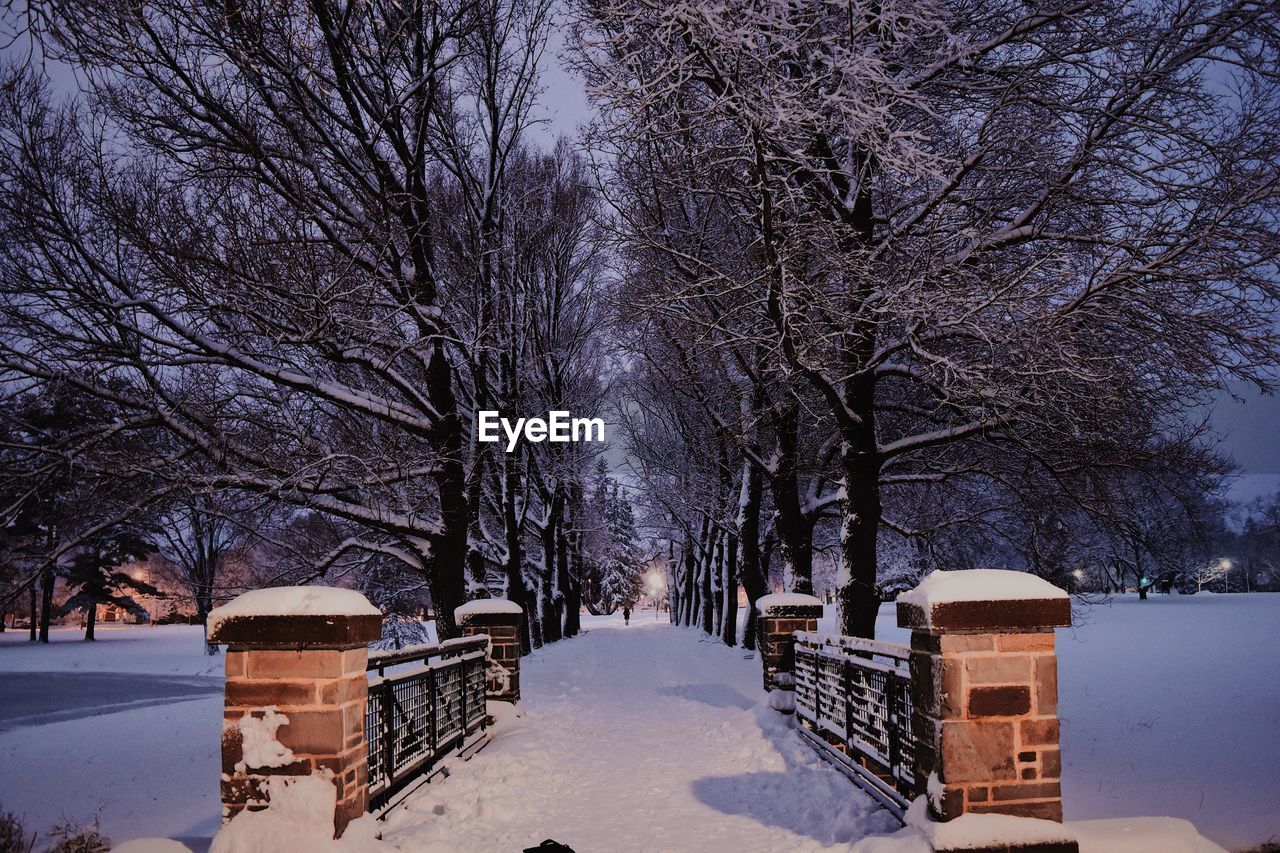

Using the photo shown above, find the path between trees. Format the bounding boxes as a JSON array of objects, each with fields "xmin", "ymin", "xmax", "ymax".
[{"xmin": 379, "ymin": 617, "xmax": 897, "ymax": 852}]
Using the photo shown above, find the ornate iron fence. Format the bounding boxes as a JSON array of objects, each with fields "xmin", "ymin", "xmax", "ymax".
[
  {"xmin": 365, "ymin": 635, "xmax": 489, "ymax": 810},
  {"xmin": 793, "ymin": 630, "xmax": 919, "ymax": 818}
]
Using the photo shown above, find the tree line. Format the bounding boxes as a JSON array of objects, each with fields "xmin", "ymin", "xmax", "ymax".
[{"xmin": 2, "ymin": 0, "xmax": 1278, "ymax": 651}]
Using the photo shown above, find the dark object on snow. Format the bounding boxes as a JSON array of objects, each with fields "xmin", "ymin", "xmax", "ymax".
[{"xmin": 523, "ymin": 842, "xmax": 575, "ymax": 853}]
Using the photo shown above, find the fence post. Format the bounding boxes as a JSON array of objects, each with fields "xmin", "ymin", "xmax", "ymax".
[
  {"xmin": 758, "ymin": 593, "xmax": 824, "ymax": 708},
  {"xmin": 897, "ymin": 570, "xmax": 1071, "ymax": 826},
  {"xmin": 208, "ymin": 587, "xmax": 382, "ymax": 838},
  {"xmin": 455, "ymin": 598, "xmax": 523, "ymax": 703}
]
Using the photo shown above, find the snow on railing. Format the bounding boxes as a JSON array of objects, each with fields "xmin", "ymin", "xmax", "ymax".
[
  {"xmin": 365, "ymin": 636, "xmax": 489, "ymax": 810},
  {"xmin": 793, "ymin": 631, "xmax": 919, "ymax": 818}
]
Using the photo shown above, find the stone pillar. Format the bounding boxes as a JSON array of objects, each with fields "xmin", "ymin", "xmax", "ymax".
[
  {"xmin": 208, "ymin": 587, "xmax": 382, "ymax": 838},
  {"xmin": 757, "ymin": 593, "xmax": 824, "ymax": 700},
  {"xmin": 897, "ymin": 570, "xmax": 1071, "ymax": 826},
  {"xmin": 455, "ymin": 599, "xmax": 524, "ymax": 703}
]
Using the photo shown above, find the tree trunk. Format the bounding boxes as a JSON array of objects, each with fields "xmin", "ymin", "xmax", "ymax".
[
  {"xmin": 709, "ymin": 529, "xmax": 724, "ymax": 638},
  {"xmin": 499, "ymin": 445, "xmax": 533, "ymax": 654},
  {"xmin": 29, "ymin": 581, "xmax": 37, "ymax": 642},
  {"xmin": 836, "ymin": 432, "xmax": 883, "ymax": 639},
  {"xmin": 425, "ymin": 342, "xmax": 469, "ymax": 641},
  {"xmin": 772, "ymin": 405, "xmax": 814, "ymax": 594},
  {"xmin": 681, "ymin": 539, "xmax": 695, "ymax": 626},
  {"xmin": 530, "ymin": 586, "xmax": 545, "ymax": 649},
  {"xmin": 721, "ymin": 528, "xmax": 739, "ymax": 647},
  {"xmin": 737, "ymin": 460, "xmax": 765, "ymax": 651},
  {"xmin": 197, "ymin": 596, "xmax": 218, "ymax": 655},
  {"xmin": 84, "ymin": 603, "xmax": 96, "ymax": 641},
  {"xmin": 699, "ymin": 520, "xmax": 714, "ymax": 635},
  {"xmin": 562, "ymin": 492, "xmax": 583, "ymax": 637},
  {"xmin": 559, "ymin": 518, "xmax": 579, "ymax": 638},
  {"xmin": 541, "ymin": 488, "xmax": 564, "ymax": 644},
  {"xmin": 39, "ymin": 565, "xmax": 54, "ymax": 644}
]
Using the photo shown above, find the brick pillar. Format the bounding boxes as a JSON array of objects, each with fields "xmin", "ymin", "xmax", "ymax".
[
  {"xmin": 209, "ymin": 589, "xmax": 381, "ymax": 838},
  {"xmin": 757, "ymin": 593, "xmax": 824, "ymax": 700},
  {"xmin": 456, "ymin": 599, "xmax": 523, "ymax": 703},
  {"xmin": 897, "ymin": 570, "xmax": 1071, "ymax": 827}
]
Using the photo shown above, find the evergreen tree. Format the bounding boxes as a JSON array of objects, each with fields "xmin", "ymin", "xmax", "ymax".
[
  {"xmin": 58, "ymin": 527, "xmax": 156, "ymax": 641},
  {"xmin": 596, "ymin": 481, "xmax": 645, "ymax": 613}
]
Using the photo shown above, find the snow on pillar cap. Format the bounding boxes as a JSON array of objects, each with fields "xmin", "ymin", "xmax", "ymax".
[
  {"xmin": 207, "ymin": 586, "xmax": 382, "ymax": 647},
  {"xmin": 757, "ymin": 593, "xmax": 824, "ymax": 618},
  {"xmin": 455, "ymin": 598, "xmax": 524, "ymax": 628},
  {"xmin": 897, "ymin": 569, "xmax": 1071, "ymax": 632}
]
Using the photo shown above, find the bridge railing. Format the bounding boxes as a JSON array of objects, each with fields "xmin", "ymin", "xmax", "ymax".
[
  {"xmin": 365, "ymin": 636, "xmax": 489, "ymax": 810},
  {"xmin": 764, "ymin": 571, "xmax": 1074, "ymax": 835},
  {"xmin": 209, "ymin": 590, "xmax": 524, "ymax": 840},
  {"xmin": 793, "ymin": 631, "xmax": 918, "ymax": 816}
]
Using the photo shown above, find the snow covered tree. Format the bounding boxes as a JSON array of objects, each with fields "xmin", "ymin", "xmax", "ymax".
[
  {"xmin": 0, "ymin": 379, "xmax": 162, "ymax": 642},
  {"xmin": 598, "ymin": 482, "xmax": 645, "ymax": 613},
  {"xmin": 0, "ymin": 0, "xmax": 608, "ymax": 645},
  {"xmin": 57, "ymin": 526, "xmax": 155, "ymax": 641},
  {"xmin": 584, "ymin": 465, "xmax": 646, "ymax": 613},
  {"xmin": 573, "ymin": 0, "xmax": 1280, "ymax": 637}
]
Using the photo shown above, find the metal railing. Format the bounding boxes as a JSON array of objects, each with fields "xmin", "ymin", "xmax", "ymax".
[
  {"xmin": 365, "ymin": 635, "xmax": 489, "ymax": 810},
  {"xmin": 793, "ymin": 630, "xmax": 919, "ymax": 818}
]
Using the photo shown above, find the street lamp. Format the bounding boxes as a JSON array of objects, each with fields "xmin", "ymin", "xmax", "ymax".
[{"xmin": 647, "ymin": 571, "xmax": 666, "ymax": 620}]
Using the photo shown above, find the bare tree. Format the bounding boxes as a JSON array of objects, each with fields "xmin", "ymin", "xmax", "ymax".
[
  {"xmin": 151, "ymin": 491, "xmax": 273, "ymax": 653},
  {"xmin": 0, "ymin": 0, "xmax": 611, "ymax": 642},
  {"xmin": 573, "ymin": 0, "xmax": 1280, "ymax": 636}
]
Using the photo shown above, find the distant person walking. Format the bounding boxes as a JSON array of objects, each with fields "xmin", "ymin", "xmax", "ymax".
[{"xmin": 622, "ymin": 605, "xmax": 631, "ymax": 626}]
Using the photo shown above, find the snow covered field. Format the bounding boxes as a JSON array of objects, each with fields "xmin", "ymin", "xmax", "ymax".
[
  {"xmin": 1, "ymin": 595, "xmax": 1278, "ymax": 851},
  {"xmin": 0, "ymin": 626, "xmax": 223, "ymax": 846},
  {"xmin": 821, "ymin": 593, "xmax": 1280, "ymax": 851}
]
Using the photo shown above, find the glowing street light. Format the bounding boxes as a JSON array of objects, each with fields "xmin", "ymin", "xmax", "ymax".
[{"xmin": 647, "ymin": 571, "xmax": 667, "ymax": 620}]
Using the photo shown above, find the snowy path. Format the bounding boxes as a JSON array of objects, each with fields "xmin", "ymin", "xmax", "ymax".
[{"xmin": 380, "ymin": 618, "xmax": 897, "ymax": 853}]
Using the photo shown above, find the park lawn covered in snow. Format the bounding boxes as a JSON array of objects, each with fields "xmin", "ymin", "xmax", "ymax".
[
  {"xmin": 0, "ymin": 625, "xmax": 223, "ymax": 846},
  {"xmin": 0, "ymin": 624, "xmax": 224, "ymax": 676},
  {"xmin": 1, "ymin": 594, "xmax": 1278, "ymax": 850},
  {"xmin": 820, "ymin": 592, "xmax": 1280, "ymax": 851},
  {"xmin": 1055, "ymin": 594, "xmax": 1280, "ymax": 852}
]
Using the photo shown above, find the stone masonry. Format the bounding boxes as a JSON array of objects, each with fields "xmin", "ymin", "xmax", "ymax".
[
  {"xmin": 758, "ymin": 593, "xmax": 824, "ymax": 697},
  {"xmin": 897, "ymin": 572, "xmax": 1072, "ymax": 828},
  {"xmin": 209, "ymin": 593, "xmax": 382, "ymax": 838},
  {"xmin": 456, "ymin": 599, "xmax": 524, "ymax": 703}
]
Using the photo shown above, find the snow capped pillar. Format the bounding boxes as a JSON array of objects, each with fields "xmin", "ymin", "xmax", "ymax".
[
  {"xmin": 208, "ymin": 586, "xmax": 382, "ymax": 838},
  {"xmin": 455, "ymin": 598, "xmax": 524, "ymax": 703},
  {"xmin": 898, "ymin": 570, "xmax": 1072, "ymax": 829},
  {"xmin": 757, "ymin": 593, "xmax": 824, "ymax": 706}
]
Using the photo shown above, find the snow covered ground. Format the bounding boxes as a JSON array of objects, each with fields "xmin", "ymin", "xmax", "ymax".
[
  {"xmin": 820, "ymin": 593, "xmax": 1280, "ymax": 851},
  {"xmin": 0, "ymin": 624, "xmax": 224, "ymax": 676},
  {"xmin": 1, "ymin": 595, "xmax": 1278, "ymax": 850},
  {"xmin": 1055, "ymin": 594, "xmax": 1280, "ymax": 852},
  {"xmin": 0, "ymin": 625, "xmax": 224, "ymax": 846},
  {"xmin": 378, "ymin": 615, "xmax": 900, "ymax": 852}
]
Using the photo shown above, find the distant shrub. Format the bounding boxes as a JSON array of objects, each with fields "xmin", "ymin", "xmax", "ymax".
[
  {"xmin": 45, "ymin": 817, "xmax": 108, "ymax": 853},
  {"xmin": 155, "ymin": 606, "xmax": 197, "ymax": 625}
]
